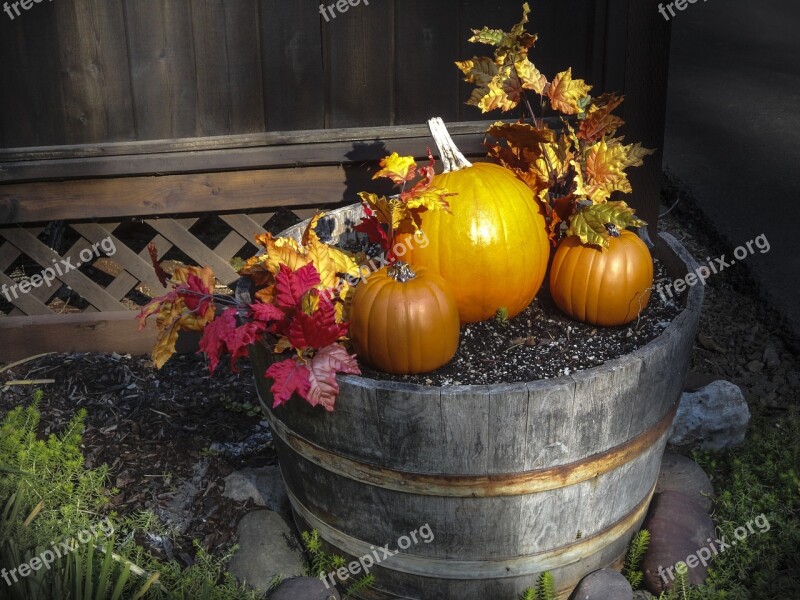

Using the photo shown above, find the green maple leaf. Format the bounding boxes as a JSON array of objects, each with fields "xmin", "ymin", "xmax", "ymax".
[{"xmin": 567, "ymin": 201, "xmax": 647, "ymax": 249}]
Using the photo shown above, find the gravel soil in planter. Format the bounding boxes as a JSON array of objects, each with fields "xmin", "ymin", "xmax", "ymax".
[{"xmin": 250, "ymin": 203, "xmax": 705, "ymax": 600}]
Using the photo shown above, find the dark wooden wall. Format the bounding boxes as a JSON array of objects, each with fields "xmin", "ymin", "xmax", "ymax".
[{"xmin": 1, "ymin": 0, "xmax": 613, "ymax": 147}]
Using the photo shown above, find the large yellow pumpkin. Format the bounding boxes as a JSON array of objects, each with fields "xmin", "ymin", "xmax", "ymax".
[
  {"xmin": 349, "ymin": 262, "xmax": 460, "ymax": 375},
  {"xmin": 403, "ymin": 117, "xmax": 550, "ymax": 324},
  {"xmin": 549, "ymin": 230, "xmax": 653, "ymax": 327}
]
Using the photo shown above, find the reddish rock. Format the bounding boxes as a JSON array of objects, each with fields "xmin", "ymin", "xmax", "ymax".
[
  {"xmin": 641, "ymin": 491, "xmax": 716, "ymax": 594},
  {"xmin": 571, "ymin": 568, "xmax": 632, "ymax": 599}
]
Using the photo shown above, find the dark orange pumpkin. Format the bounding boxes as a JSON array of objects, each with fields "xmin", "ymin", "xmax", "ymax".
[
  {"xmin": 403, "ymin": 117, "xmax": 550, "ymax": 324},
  {"xmin": 349, "ymin": 262, "xmax": 460, "ymax": 374},
  {"xmin": 549, "ymin": 230, "xmax": 653, "ymax": 327}
]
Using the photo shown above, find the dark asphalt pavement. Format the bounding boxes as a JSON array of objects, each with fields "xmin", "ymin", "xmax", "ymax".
[{"xmin": 663, "ymin": 0, "xmax": 800, "ymax": 339}]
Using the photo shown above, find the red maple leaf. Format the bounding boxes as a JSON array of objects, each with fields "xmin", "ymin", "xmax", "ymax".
[
  {"xmin": 307, "ymin": 344, "xmax": 360, "ymax": 411},
  {"xmin": 274, "ymin": 263, "xmax": 321, "ymax": 310},
  {"xmin": 250, "ymin": 302, "xmax": 285, "ymax": 323},
  {"xmin": 199, "ymin": 307, "xmax": 266, "ymax": 372},
  {"xmin": 287, "ymin": 294, "xmax": 348, "ymax": 350},
  {"xmin": 182, "ymin": 273, "xmax": 214, "ymax": 315},
  {"xmin": 199, "ymin": 308, "xmax": 238, "ymax": 373},
  {"xmin": 226, "ymin": 320, "xmax": 267, "ymax": 368},
  {"xmin": 354, "ymin": 209, "xmax": 391, "ymax": 251},
  {"xmin": 265, "ymin": 357, "xmax": 312, "ymax": 408},
  {"xmin": 147, "ymin": 243, "xmax": 169, "ymax": 288}
]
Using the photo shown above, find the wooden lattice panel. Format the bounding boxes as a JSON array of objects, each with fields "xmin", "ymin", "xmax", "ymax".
[{"xmin": 0, "ymin": 208, "xmax": 320, "ymax": 318}]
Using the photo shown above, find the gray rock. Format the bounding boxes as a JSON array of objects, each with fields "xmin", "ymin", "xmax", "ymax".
[
  {"xmin": 762, "ymin": 342, "xmax": 781, "ymax": 369},
  {"xmin": 669, "ymin": 380, "xmax": 750, "ymax": 450},
  {"xmin": 228, "ymin": 510, "xmax": 305, "ymax": 593},
  {"xmin": 223, "ymin": 466, "xmax": 291, "ymax": 520},
  {"xmin": 269, "ymin": 576, "xmax": 341, "ymax": 600},
  {"xmin": 746, "ymin": 360, "xmax": 764, "ymax": 373},
  {"xmin": 571, "ymin": 568, "xmax": 632, "ymax": 599},
  {"xmin": 641, "ymin": 491, "xmax": 716, "ymax": 594},
  {"xmin": 656, "ymin": 453, "xmax": 714, "ymax": 512}
]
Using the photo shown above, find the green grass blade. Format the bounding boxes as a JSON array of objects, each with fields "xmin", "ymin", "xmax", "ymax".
[
  {"xmin": 95, "ymin": 538, "xmax": 116, "ymax": 600},
  {"xmin": 130, "ymin": 572, "xmax": 160, "ymax": 600},
  {"xmin": 85, "ymin": 538, "xmax": 95, "ymax": 599},
  {"xmin": 109, "ymin": 563, "xmax": 132, "ymax": 600}
]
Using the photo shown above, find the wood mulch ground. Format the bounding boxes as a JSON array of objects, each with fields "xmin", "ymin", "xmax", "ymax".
[{"xmin": 0, "ymin": 176, "xmax": 797, "ymax": 572}]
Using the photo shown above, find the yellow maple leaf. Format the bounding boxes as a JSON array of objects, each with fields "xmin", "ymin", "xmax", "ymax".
[
  {"xmin": 389, "ymin": 200, "xmax": 411, "ymax": 234},
  {"xmin": 404, "ymin": 187, "xmax": 453, "ymax": 214},
  {"xmin": 456, "ymin": 56, "xmax": 498, "ymax": 87},
  {"xmin": 253, "ymin": 233, "xmax": 310, "ymax": 274},
  {"xmin": 171, "ymin": 265, "xmax": 215, "ymax": 290},
  {"xmin": 533, "ymin": 141, "xmax": 568, "ymax": 185},
  {"xmin": 547, "ymin": 68, "xmax": 592, "ymax": 115},
  {"xmin": 585, "ymin": 139, "xmax": 629, "ymax": 186},
  {"xmin": 300, "ymin": 212, "xmax": 361, "ymax": 287},
  {"xmin": 306, "ymin": 238, "xmax": 359, "ymax": 289},
  {"xmin": 373, "ymin": 153, "xmax": 417, "ymax": 183},
  {"xmin": 151, "ymin": 316, "xmax": 182, "ymax": 370},
  {"xmin": 572, "ymin": 165, "xmax": 611, "ymax": 204},
  {"xmin": 579, "ymin": 93, "xmax": 625, "ymax": 141},
  {"xmin": 623, "ymin": 142, "xmax": 656, "ymax": 168},
  {"xmin": 478, "ymin": 74, "xmax": 519, "ymax": 113},
  {"xmin": 515, "ymin": 57, "xmax": 548, "ymax": 95},
  {"xmin": 302, "ymin": 212, "xmax": 326, "ymax": 246}
]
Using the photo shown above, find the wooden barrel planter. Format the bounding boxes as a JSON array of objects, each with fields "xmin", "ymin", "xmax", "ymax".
[{"xmin": 250, "ymin": 204, "xmax": 704, "ymax": 600}]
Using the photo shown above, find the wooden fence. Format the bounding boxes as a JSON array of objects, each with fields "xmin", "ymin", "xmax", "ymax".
[{"xmin": 0, "ymin": 0, "xmax": 671, "ymax": 361}]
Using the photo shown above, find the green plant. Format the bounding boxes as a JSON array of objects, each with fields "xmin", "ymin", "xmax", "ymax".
[
  {"xmin": 687, "ymin": 407, "xmax": 800, "ymax": 599},
  {"xmin": 302, "ymin": 530, "xmax": 346, "ymax": 578},
  {"xmin": 1, "ymin": 399, "xmax": 260, "ymax": 600},
  {"xmin": 640, "ymin": 407, "xmax": 800, "ymax": 600},
  {"xmin": 494, "ymin": 307, "xmax": 510, "ymax": 324},
  {"xmin": 342, "ymin": 573, "xmax": 376, "ymax": 600},
  {"xmin": 622, "ymin": 529, "xmax": 650, "ymax": 589},
  {"xmin": 657, "ymin": 569, "xmax": 691, "ymax": 600},
  {"xmin": 519, "ymin": 571, "xmax": 555, "ymax": 600},
  {"xmin": 221, "ymin": 396, "xmax": 261, "ymax": 417},
  {"xmin": 301, "ymin": 530, "xmax": 374, "ymax": 599}
]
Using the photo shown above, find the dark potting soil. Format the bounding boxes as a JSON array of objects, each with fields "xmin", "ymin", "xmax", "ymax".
[{"xmin": 357, "ymin": 258, "xmax": 683, "ymax": 386}]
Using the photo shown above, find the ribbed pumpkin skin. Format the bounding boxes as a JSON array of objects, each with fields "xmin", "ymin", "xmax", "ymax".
[
  {"xmin": 549, "ymin": 231, "xmax": 654, "ymax": 327},
  {"xmin": 405, "ymin": 162, "xmax": 550, "ymax": 323},
  {"xmin": 349, "ymin": 265, "xmax": 460, "ymax": 375}
]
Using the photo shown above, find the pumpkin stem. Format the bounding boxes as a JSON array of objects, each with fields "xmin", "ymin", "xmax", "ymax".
[
  {"xmin": 387, "ymin": 261, "xmax": 417, "ymax": 283},
  {"xmin": 427, "ymin": 117, "xmax": 473, "ymax": 173}
]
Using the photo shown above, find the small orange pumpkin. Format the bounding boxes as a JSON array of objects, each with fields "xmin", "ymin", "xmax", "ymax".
[
  {"xmin": 349, "ymin": 261, "xmax": 460, "ymax": 374},
  {"xmin": 403, "ymin": 117, "xmax": 550, "ymax": 324},
  {"xmin": 549, "ymin": 230, "xmax": 653, "ymax": 327}
]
